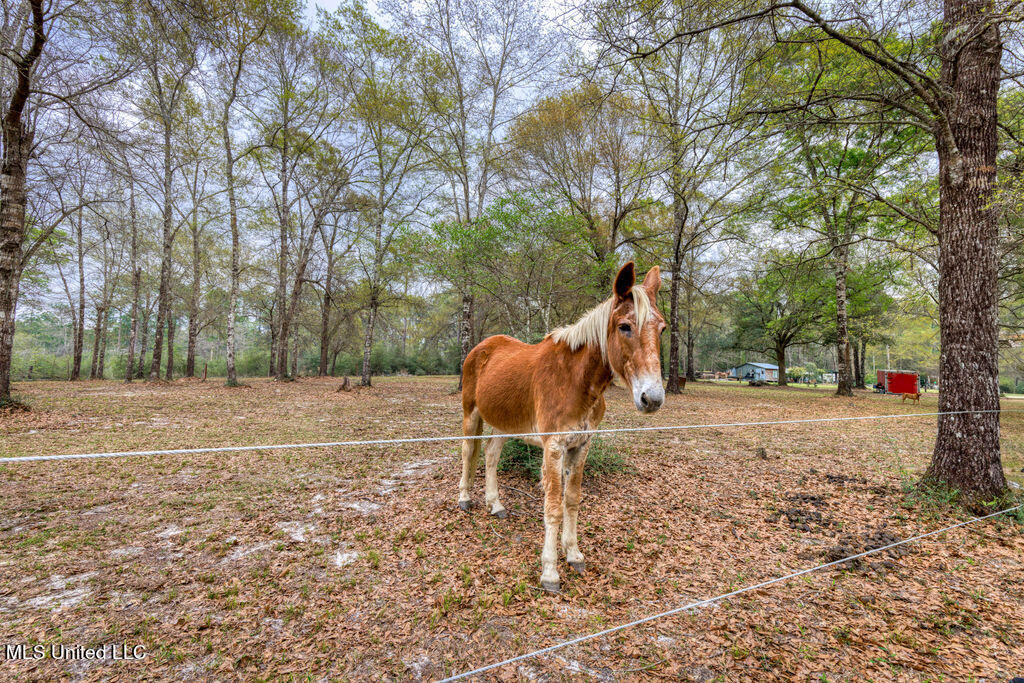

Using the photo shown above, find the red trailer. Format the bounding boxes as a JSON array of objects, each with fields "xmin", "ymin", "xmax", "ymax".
[{"xmin": 875, "ymin": 370, "xmax": 919, "ymax": 394}]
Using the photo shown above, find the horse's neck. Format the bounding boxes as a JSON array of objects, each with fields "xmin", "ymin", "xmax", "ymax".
[{"xmin": 564, "ymin": 341, "xmax": 614, "ymax": 401}]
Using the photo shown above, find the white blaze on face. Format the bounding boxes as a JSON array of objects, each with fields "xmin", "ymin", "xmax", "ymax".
[{"xmin": 631, "ymin": 373, "xmax": 665, "ymax": 413}]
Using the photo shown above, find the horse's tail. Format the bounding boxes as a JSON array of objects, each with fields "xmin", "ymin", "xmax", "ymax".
[{"xmin": 459, "ymin": 344, "xmax": 479, "ymax": 410}]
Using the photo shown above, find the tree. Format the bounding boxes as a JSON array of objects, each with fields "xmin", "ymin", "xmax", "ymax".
[
  {"xmin": 732, "ymin": 255, "xmax": 826, "ymax": 385},
  {"xmin": 597, "ymin": 3, "xmax": 761, "ymax": 392},
  {"xmin": 250, "ymin": 14, "xmax": 351, "ymax": 380},
  {"xmin": 1, "ymin": 0, "xmax": 124, "ymax": 401},
  {"xmin": 766, "ymin": 121, "xmax": 906, "ymax": 397},
  {"xmin": 389, "ymin": 0, "xmax": 558, "ymax": 377},
  {"xmin": 429, "ymin": 192, "xmax": 594, "ymax": 344},
  {"xmin": 602, "ymin": 0, "xmax": 1014, "ymax": 502},
  {"xmin": 326, "ymin": 2, "xmax": 429, "ymax": 386},
  {"xmin": 0, "ymin": 0, "xmax": 45, "ymax": 403},
  {"xmin": 209, "ymin": 0, "xmax": 282, "ymax": 386},
  {"xmin": 507, "ymin": 84, "xmax": 657, "ymax": 284},
  {"xmin": 115, "ymin": 0, "xmax": 200, "ymax": 381}
]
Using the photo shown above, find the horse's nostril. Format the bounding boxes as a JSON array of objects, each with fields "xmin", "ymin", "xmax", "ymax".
[{"xmin": 640, "ymin": 393, "xmax": 650, "ymax": 407}]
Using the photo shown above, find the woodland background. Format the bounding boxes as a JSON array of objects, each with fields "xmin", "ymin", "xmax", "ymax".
[{"xmin": 4, "ymin": 0, "xmax": 1024, "ymax": 395}]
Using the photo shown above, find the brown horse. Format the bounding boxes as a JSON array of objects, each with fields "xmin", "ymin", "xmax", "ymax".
[{"xmin": 458, "ymin": 262, "xmax": 665, "ymax": 592}]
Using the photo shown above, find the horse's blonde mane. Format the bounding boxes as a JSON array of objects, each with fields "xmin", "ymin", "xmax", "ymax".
[{"xmin": 548, "ymin": 287, "xmax": 652, "ymax": 360}]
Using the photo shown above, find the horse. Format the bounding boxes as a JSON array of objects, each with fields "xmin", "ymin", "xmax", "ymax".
[{"xmin": 458, "ymin": 262, "xmax": 666, "ymax": 592}]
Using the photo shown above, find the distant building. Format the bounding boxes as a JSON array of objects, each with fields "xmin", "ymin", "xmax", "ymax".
[{"xmin": 729, "ymin": 362, "xmax": 779, "ymax": 382}]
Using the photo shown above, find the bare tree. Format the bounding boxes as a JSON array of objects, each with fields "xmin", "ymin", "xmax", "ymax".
[
  {"xmin": 115, "ymin": 0, "xmax": 199, "ymax": 381},
  {"xmin": 389, "ymin": 0, "xmax": 559, "ymax": 377},
  {"xmin": 250, "ymin": 19, "xmax": 336, "ymax": 380},
  {"xmin": 326, "ymin": 4, "xmax": 431, "ymax": 386},
  {"xmin": 210, "ymin": 0, "xmax": 277, "ymax": 387}
]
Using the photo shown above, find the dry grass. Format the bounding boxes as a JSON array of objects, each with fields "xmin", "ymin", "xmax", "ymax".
[{"xmin": 0, "ymin": 377, "xmax": 1022, "ymax": 680}]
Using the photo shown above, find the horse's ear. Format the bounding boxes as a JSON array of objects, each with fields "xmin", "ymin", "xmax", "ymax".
[
  {"xmin": 613, "ymin": 262, "xmax": 635, "ymax": 299},
  {"xmin": 642, "ymin": 266, "xmax": 661, "ymax": 302}
]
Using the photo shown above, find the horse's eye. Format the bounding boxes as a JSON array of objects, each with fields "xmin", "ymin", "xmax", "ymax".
[{"xmin": 618, "ymin": 323, "xmax": 632, "ymax": 336}]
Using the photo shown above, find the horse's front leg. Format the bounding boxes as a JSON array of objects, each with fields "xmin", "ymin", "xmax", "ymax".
[
  {"xmin": 561, "ymin": 439, "xmax": 589, "ymax": 574},
  {"xmin": 484, "ymin": 435, "xmax": 508, "ymax": 518},
  {"xmin": 539, "ymin": 438, "xmax": 565, "ymax": 592}
]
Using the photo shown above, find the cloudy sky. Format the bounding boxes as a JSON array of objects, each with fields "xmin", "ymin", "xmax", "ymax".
[{"xmin": 305, "ymin": 0, "xmax": 379, "ymax": 21}]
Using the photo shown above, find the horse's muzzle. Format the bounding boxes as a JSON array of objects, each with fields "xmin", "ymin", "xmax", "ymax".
[
  {"xmin": 632, "ymin": 376, "xmax": 665, "ymax": 413},
  {"xmin": 639, "ymin": 391, "xmax": 663, "ymax": 413}
]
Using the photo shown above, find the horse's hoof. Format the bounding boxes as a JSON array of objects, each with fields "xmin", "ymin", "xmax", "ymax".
[
  {"xmin": 540, "ymin": 579, "xmax": 560, "ymax": 594},
  {"xmin": 491, "ymin": 508, "xmax": 507, "ymax": 519},
  {"xmin": 458, "ymin": 500, "xmax": 473, "ymax": 512},
  {"xmin": 569, "ymin": 560, "xmax": 585, "ymax": 575}
]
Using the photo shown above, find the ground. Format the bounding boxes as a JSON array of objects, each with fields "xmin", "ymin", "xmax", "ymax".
[{"xmin": 0, "ymin": 377, "xmax": 1022, "ymax": 681}]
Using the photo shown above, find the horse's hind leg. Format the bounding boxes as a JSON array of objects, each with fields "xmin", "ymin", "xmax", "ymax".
[
  {"xmin": 457, "ymin": 409, "xmax": 483, "ymax": 511},
  {"xmin": 484, "ymin": 435, "xmax": 508, "ymax": 518}
]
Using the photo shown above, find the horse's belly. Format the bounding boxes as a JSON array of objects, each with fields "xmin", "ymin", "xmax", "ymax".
[
  {"xmin": 472, "ymin": 348, "xmax": 535, "ymax": 433},
  {"xmin": 476, "ymin": 388, "xmax": 533, "ymax": 434}
]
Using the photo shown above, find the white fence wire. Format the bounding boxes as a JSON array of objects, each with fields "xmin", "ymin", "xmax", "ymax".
[{"xmin": 0, "ymin": 409, "xmax": 1011, "ymax": 464}]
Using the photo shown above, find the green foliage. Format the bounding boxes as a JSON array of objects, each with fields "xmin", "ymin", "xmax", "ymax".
[
  {"xmin": 731, "ymin": 252, "xmax": 829, "ymax": 359},
  {"xmin": 427, "ymin": 191, "xmax": 598, "ymax": 342},
  {"xmin": 497, "ymin": 436, "xmax": 630, "ymax": 481}
]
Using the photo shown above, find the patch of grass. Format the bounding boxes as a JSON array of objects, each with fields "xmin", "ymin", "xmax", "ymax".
[
  {"xmin": 905, "ymin": 474, "xmax": 1024, "ymax": 522},
  {"xmin": 497, "ymin": 436, "xmax": 630, "ymax": 481},
  {"xmin": 900, "ymin": 477, "xmax": 960, "ymax": 520}
]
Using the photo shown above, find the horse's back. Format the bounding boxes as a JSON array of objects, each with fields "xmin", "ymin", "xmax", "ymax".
[{"xmin": 462, "ymin": 334, "xmax": 540, "ymax": 432}]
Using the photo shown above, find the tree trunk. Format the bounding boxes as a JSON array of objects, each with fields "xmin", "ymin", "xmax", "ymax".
[
  {"xmin": 268, "ymin": 309, "xmax": 277, "ymax": 377},
  {"xmin": 89, "ymin": 306, "xmax": 103, "ymax": 379},
  {"xmin": 684, "ymin": 282, "xmax": 696, "ymax": 381},
  {"xmin": 319, "ymin": 264, "xmax": 333, "ymax": 377},
  {"xmin": 685, "ymin": 327, "xmax": 696, "ymax": 382},
  {"xmin": 927, "ymin": 0, "xmax": 1006, "ymax": 502},
  {"xmin": 290, "ymin": 332, "xmax": 298, "ymax": 378},
  {"xmin": 136, "ymin": 307, "xmax": 149, "ymax": 379},
  {"xmin": 165, "ymin": 310, "xmax": 175, "ymax": 381},
  {"xmin": 361, "ymin": 295, "xmax": 378, "ymax": 387},
  {"xmin": 125, "ymin": 175, "xmax": 140, "ymax": 384},
  {"xmin": 149, "ymin": 122, "xmax": 174, "ymax": 381},
  {"xmin": 458, "ymin": 291, "xmax": 473, "ymax": 390},
  {"xmin": 834, "ymin": 242, "xmax": 853, "ymax": 397},
  {"xmin": 666, "ymin": 263, "xmax": 681, "ymax": 392},
  {"xmin": 666, "ymin": 190, "xmax": 687, "ymax": 393},
  {"xmin": 274, "ymin": 115, "xmax": 290, "ymax": 380},
  {"xmin": 222, "ymin": 82, "xmax": 241, "ymax": 387},
  {"xmin": 857, "ymin": 338, "xmax": 867, "ymax": 389},
  {"xmin": 319, "ymin": 309, "xmax": 330, "ymax": 376},
  {"xmin": 0, "ymin": 193, "xmax": 24, "ymax": 402},
  {"xmin": 852, "ymin": 337, "xmax": 863, "ymax": 389},
  {"xmin": 0, "ymin": 0, "xmax": 43, "ymax": 403},
  {"xmin": 97, "ymin": 307, "xmax": 108, "ymax": 378},
  {"xmin": 775, "ymin": 344, "xmax": 788, "ymax": 387},
  {"xmin": 186, "ymin": 224, "xmax": 200, "ymax": 378},
  {"xmin": 72, "ymin": 210, "xmax": 85, "ymax": 381}
]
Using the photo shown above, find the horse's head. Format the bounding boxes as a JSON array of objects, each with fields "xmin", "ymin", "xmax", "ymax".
[{"xmin": 606, "ymin": 262, "xmax": 665, "ymax": 413}]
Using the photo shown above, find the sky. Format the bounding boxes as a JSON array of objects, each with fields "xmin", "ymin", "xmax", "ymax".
[{"xmin": 305, "ymin": 0, "xmax": 378, "ymax": 22}]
